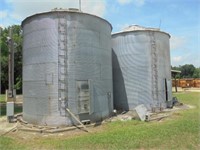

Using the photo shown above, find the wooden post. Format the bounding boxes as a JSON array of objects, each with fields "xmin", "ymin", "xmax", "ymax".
[
  {"xmin": 6, "ymin": 27, "xmax": 16, "ymax": 102},
  {"xmin": 66, "ymin": 108, "xmax": 88, "ymax": 132},
  {"xmin": 175, "ymin": 77, "xmax": 177, "ymax": 92}
]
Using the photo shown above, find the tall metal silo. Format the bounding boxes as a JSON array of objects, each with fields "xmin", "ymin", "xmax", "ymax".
[
  {"xmin": 112, "ymin": 25, "xmax": 172, "ymax": 111},
  {"xmin": 22, "ymin": 9, "xmax": 113, "ymax": 126}
]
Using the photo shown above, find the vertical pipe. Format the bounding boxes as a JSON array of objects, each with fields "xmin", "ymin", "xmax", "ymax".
[
  {"xmin": 175, "ymin": 77, "xmax": 177, "ymax": 92},
  {"xmin": 8, "ymin": 28, "xmax": 12, "ymax": 93},
  {"xmin": 8, "ymin": 27, "xmax": 14, "ymax": 97},
  {"xmin": 12, "ymin": 31, "xmax": 14, "ymax": 93}
]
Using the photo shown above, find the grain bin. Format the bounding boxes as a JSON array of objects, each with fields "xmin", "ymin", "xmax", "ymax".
[
  {"xmin": 112, "ymin": 25, "xmax": 172, "ymax": 111},
  {"xmin": 22, "ymin": 9, "xmax": 113, "ymax": 126}
]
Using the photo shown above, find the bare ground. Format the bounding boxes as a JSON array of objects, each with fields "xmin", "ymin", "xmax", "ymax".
[{"xmin": 0, "ymin": 103, "xmax": 194, "ymax": 141}]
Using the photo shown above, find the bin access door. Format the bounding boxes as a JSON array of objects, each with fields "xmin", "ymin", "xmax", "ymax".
[{"xmin": 76, "ymin": 80, "xmax": 90, "ymax": 114}]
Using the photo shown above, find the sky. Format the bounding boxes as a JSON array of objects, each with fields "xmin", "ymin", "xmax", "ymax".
[{"xmin": 0, "ymin": 0, "xmax": 199, "ymax": 67}]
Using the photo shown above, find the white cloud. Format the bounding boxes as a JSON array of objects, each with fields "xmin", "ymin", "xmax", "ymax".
[
  {"xmin": 117, "ymin": 0, "xmax": 145, "ymax": 6},
  {"xmin": 0, "ymin": 10, "xmax": 8, "ymax": 19},
  {"xmin": 133, "ymin": 0, "xmax": 145, "ymax": 6},
  {"xmin": 172, "ymin": 56, "xmax": 182, "ymax": 62},
  {"xmin": 10, "ymin": 14, "xmax": 23, "ymax": 21},
  {"xmin": 170, "ymin": 35, "xmax": 187, "ymax": 50},
  {"xmin": 81, "ymin": 0, "xmax": 106, "ymax": 17},
  {"xmin": 170, "ymin": 35, "xmax": 199, "ymax": 66},
  {"xmin": 116, "ymin": 23, "xmax": 130, "ymax": 31},
  {"xmin": 2, "ymin": 0, "xmax": 106, "ymax": 27},
  {"xmin": 171, "ymin": 53, "xmax": 200, "ymax": 67},
  {"xmin": 118, "ymin": 0, "xmax": 133, "ymax": 5},
  {"xmin": 185, "ymin": 53, "xmax": 200, "ymax": 67},
  {"xmin": 6, "ymin": 0, "xmax": 106, "ymax": 20},
  {"xmin": 171, "ymin": 55, "xmax": 185, "ymax": 67},
  {"xmin": 110, "ymin": 4, "xmax": 120, "ymax": 14}
]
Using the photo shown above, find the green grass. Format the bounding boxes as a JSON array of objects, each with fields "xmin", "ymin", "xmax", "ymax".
[
  {"xmin": 0, "ymin": 137, "xmax": 26, "ymax": 150},
  {"xmin": 0, "ymin": 92, "xmax": 199, "ymax": 150},
  {"xmin": 0, "ymin": 104, "xmax": 22, "ymax": 116},
  {"xmin": 0, "ymin": 95, "xmax": 6, "ymax": 102},
  {"xmin": 0, "ymin": 95, "xmax": 22, "ymax": 115},
  {"xmin": 0, "ymin": 94, "xmax": 6, "ymax": 116}
]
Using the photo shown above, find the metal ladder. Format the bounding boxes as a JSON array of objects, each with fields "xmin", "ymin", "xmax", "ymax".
[
  {"xmin": 150, "ymin": 31, "xmax": 159, "ymax": 107},
  {"xmin": 58, "ymin": 13, "xmax": 68, "ymax": 116}
]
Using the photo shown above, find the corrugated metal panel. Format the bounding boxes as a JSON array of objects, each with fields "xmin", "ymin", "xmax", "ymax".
[
  {"xmin": 22, "ymin": 11, "xmax": 113, "ymax": 126},
  {"xmin": 112, "ymin": 29, "xmax": 171, "ymax": 111}
]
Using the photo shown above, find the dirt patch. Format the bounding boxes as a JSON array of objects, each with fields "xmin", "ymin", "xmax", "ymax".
[
  {"xmin": 0, "ymin": 117, "xmax": 17, "ymax": 135},
  {"xmin": 172, "ymin": 87, "xmax": 200, "ymax": 92},
  {"xmin": 0, "ymin": 104, "xmax": 194, "ymax": 140},
  {"xmin": 0, "ymin": 115, "xmax": 107, "ymax": 141}
]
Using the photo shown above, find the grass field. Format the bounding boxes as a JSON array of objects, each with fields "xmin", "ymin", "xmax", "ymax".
[
  {"xmin": 0, "ymin": 94, "xmax": 22, "ymax": 115},
  {"xmin": 0, "ymin": 95, "xmax": 5, "ymax": 103},
  {"xmin": 0, "ymin": 92, "xmax": 199, "ymax": 150},
  {"xmin": 0, "ymin": 104, "xmax": 22, "ymax": 116}
]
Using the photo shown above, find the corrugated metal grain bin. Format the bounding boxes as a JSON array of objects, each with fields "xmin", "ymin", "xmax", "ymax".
[
  {"xmin": 112, "ymin": 25, "xmax": 172, "ymax": 111},
  {"xmin": 22, "ymin": 9, "xmax": 113, "ymax": 126}
]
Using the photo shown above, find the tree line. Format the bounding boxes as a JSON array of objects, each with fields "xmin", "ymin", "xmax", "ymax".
[
  {"xmin": 0, "ymin": 25, "xmax": 22, "ymax": 94},
  {"xmin": 0, "ymin": 25, "xmax": 199, "ymax": 94},
  {"xmin": 171, "ymin": 64, "xmax": 200, "ymax": 79}
]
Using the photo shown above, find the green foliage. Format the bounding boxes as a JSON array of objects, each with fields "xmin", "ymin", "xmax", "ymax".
[
  {"xmin": 172, "ymin": 64, "xmax": 200, "ymax": 78},
  {"xmin": 192, "ymin": 67, "xmax": 200, "ymax": 78},
  {"xmin": 180, "ymin": 64, "xmax": 195, "ymax": 78},
  {"xmin": 0, "ymin": 95, "xmax": 5, "ymax": 102},
  {"xmin": 0, "ymin": 25, "xmax": 22, "ymax": 94}
]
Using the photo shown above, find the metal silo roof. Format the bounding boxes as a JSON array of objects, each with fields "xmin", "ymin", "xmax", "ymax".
[
  {"xmin": 21, "ymin": 8, "xmax": 112, "ymax": 30},
  {"xmin": 112, "ymin": 25, "xmax": 170, "ymax": 38}
]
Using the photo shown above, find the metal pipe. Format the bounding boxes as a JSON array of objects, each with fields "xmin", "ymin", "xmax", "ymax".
[
  {"xmin": 12, "ymin": 33, "xmax": 14, "ymax": 93},
  {"xmin": 8, "ymin": 28, "xmax": 12, "ymax": 94},
  {"xmin": 8, "ymin": 27, "xmax": 14, "ymax": 97}
]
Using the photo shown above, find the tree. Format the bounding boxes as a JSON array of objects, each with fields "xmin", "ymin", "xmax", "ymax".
[
  {"xmin": 0, "ymin": 25, "xmax": 22, "ymax": 94},
  {"xmin": 192, "ymin": 67, "xmax": 200, "ymax": 78},
  {"xmin": 171, "ymin": 64, "xmax": 200, "ymax": 79},
  {"xmin": 180, "ymin": 64, "xmax": 195, "ymax": 78}
]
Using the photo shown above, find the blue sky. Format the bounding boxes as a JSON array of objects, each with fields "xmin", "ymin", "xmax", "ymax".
[{"xmin": 0, "ymin": 0, "xmax": 199, "ymax": 67}]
